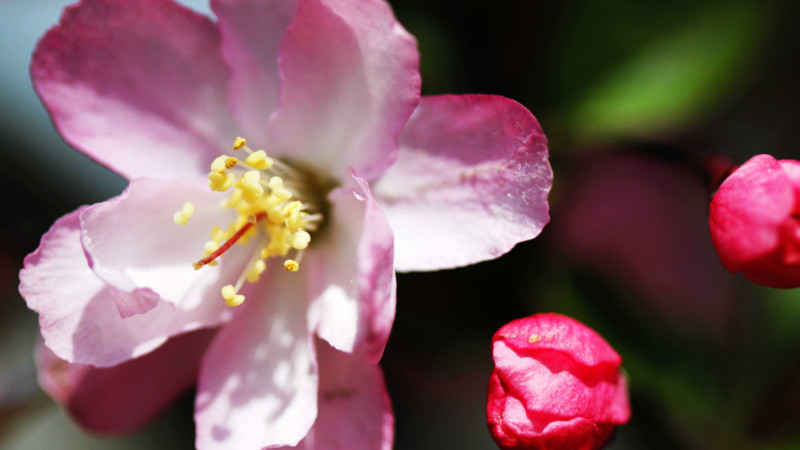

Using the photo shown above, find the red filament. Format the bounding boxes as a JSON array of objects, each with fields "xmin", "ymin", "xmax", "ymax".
[{"xmin": 193, "ymin": 212, "xmax": 267, "ymax": 270}]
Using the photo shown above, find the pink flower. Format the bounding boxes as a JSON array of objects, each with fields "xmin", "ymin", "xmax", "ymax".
[
  {"xmin": 487, "ymin": 313, "xmax": 630, "ymax": 450},
  {"xmin": 20, "ymin": 0, "xmax": 552, "ymax": 448},
  {"xmin": 709, "ymin": 154, "xmax": 800, "ymax": 288}
]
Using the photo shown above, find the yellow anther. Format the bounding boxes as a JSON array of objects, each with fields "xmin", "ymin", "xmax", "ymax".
[
  {"xmin": 209, "ymin": 171, "xmax": 234, "ymax": 191},
  {"xmin": 210, "ymin": 226, "xmax": 224, "ymax": 242},
  {"xmin": 261, "ymin": 227, "xmax": 290, "ymax": 257},
  {"xmin": 267, "ymin": 204, "xmax": 285, "ymax": 223},
  {"xmin": 221, "ymin": 284, "xmax": 235, "ymax": 299},
  {"xmin": 209, "ymin": 171, "xmax": 226, "ymax": 183},
  {"xmin": 245, "ymin": 150, "xmax": 274, "ymax": 170},
  {"xmin": 222, "ymin": 188, "xmax": 242, "ymax": 208},
  {"xmin": 275, "ymin": 188, "xmax": 292, "ymax": 200},
  {"xmin": 268, "ymin": 176, "xmax": 284, "ymax": 190},
  {"xmin": 210, "ymin": 155, "xmax": 229, "ymax": 173},
  {"xmin": 265, "ymin": 240, "xmax": 289, "ymax": 257},
  {"xmin": 268, "ymin": 176, "xmax": 293, "ymax": 200},
  {"xmin": 246, "ymin": 260, "xmax": 267, "ymax": 282},
  {"xmin": 239, "ymin": 170, "xmax": 264, "ymax": 204},
  {"xmin": 233, "ymin": 137, "xmax": 247, "ymax": 150},
  {"xmin": 286, "ymin": 230, "xmax": 311, "ymax": 250},
  {"xmin": 286, "ymin": 211, "xmax": 303, "ymax": 234},
  {"xmin": 281, "ymin": 201, "xmax": 303, "ymax": 217},
  {"xmin": 172, "ymin": 202, "xmax": 195, "ymax": 226},
  {"xmin": 284, "ymin": 260, "xmax": 299, "ymax": 272},
  {"xmin": 173, "ymin": 212, "xmax": 189, "ymax": 226},
  {"xmin": 221, "ymin": 284, "xmax": 245, "ymax": 307}
]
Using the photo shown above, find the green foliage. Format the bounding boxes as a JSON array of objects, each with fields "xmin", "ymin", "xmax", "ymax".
[{"xmin": 551, "ymin": 0, "xmax": 768, "ymax": 143}]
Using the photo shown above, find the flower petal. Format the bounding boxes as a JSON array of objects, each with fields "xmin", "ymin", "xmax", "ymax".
[
  {"xmin": 284, "ymin": 340, "xmax": 393, "ymax": 450},
  {"xmin": 491, "ymin": 314, "xmax": 629, "ymax": 426},
  {"xmin": 710, "ymin": 154, "xmax": 794, "ymax": 269},
  {"xmin": 36, "ymin": 329, "xmax": 215, "ymax": 434},
  {"xmin": 80, "ymin": 178, "xmax": 248, "ymax": 315},
  {"xmin": 19, "ymin": 207, "xmax": 230, "ymax": 367},
  {"xmin": 31, "ymin": 0, "xmax": 237, "ymax": 180},
  {"xmin": 211, "ymin": 0, "xmax": 299, "ymax": 144},
  {"xmin": 194, "ymin": 271, "xmax": 317, "ymax": 450},
  {"xmin": 373, "ymin": 95, "xmax": 552, "ymax": 272},
  {"xmin": 307, "ymin": 174, "xmax": 395, "ymax": 362},
  {"xmin": 267, "ymin": 0, "xmax": 420, "ymax": 181},
  {"xmin": 492, "ymin": 342, "xmax": 628, "ymax": 425},
  {"xmin": 494, "ymin": 313, "xmax": 621, "ymax": 368},
  {"xmin": 487, "ymin": 370, "xmax": 617, "ymax": 450}
]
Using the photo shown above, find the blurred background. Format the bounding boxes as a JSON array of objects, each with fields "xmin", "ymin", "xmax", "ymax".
[{"xmin": 2, "ymin": 0, "xmax": 800, "ymax": 448}]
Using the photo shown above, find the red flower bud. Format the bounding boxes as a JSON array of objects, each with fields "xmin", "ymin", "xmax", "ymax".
[
  {"xmin": 709, "ymin": 154, "xmax": 800, "ymax": 288},
  {"xmin": 486, "ymin": 313, "xmax": 630, "ymax": 450}
]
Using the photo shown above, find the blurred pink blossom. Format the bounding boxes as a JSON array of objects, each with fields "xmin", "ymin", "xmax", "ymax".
[{"xmin": 554, "ymin": 153, "xmax": 734, "ymax": 340}]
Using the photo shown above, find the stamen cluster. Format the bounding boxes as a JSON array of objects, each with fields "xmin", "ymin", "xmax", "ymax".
[{"xmin": 174, "ymin": 138, "xmax": 321, "ymax": 306}]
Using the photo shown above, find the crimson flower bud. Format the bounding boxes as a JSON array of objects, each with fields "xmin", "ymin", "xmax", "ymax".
[
  {"xmin": 486, "ymin": 313, "xmax": 630, "ymax": 450},
  {"xmin": 709, "ymin": 154, "xmax": 800, "ymax": 288}
]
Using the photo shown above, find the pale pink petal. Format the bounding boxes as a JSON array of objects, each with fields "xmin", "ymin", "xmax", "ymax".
[
  {"xmin": 282, "ymin": 341, "xmax": 393, "ymax": 450},
  {"xmin": 36, "ymin": 329, "xmax": 215, "ymax": 434},
  {"xmin": 32, "ymin": 0, "xmax": 237, "ymax": 181},
  {"xmin": 307, "ymin": 174, "xmax": 395, "ymax": 363},
  {"xmin": 266, "ymin": 0, "xmax": 420, "ymax": 181},
  {"xmin": 80, "ymin": 178, "xmax": 249, "ymax": 315},
  {"xmin": 195, "ymin": 271, "xmax": 317, "ymax": 450},
  {"xmin": 19, "ymin": 208, "xmax": 230, "ymax": 367},
  {"xmin": 373, "ymin": 95, "xmax": 552, "ymax": 272},
  {"xmin": 211, "ymin": 0, "xmax": 299, "ymax": 144}
]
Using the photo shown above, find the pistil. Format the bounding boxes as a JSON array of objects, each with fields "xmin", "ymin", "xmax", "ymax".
[{"xmin": 174, "ymin": 137, "xmax": 324, "ymax": 307}]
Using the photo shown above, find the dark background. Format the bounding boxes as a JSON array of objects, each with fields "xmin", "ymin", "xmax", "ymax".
[{"xmin": 2, "ymin": 0, "xmax": 800, "ymax": 448}]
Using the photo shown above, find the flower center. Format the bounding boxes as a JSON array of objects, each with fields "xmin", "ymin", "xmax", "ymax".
[{"xmin": 173, "ymin": 137, "xmax": 324, "ymax": 307}]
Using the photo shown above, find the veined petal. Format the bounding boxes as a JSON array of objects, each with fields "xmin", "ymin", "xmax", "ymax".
[
  {"xmin": 80, "ymin": 178, "xmax": 248, "ymax": 315},
  {"xmin": 36, "ymin": 329, "xmax": 215, "ymax": 434},
  {"xmin": 267, "ymin": 0, "xmax": 420, "ymax": 181},
  {"xmin": 195, "ymin": 271, "xmax": 317, "ymax": 450},
  {"xmin": 31, "ymin": 0, "xmax": 237, "ymax": 181},
  {"xmin": 212, "ymin": 0, "xmax": 299, "ymax": 145},
  {"xmin": 307, "ymin": 173, "xmax": 395, "ymax": 363},
  {"xmin": 281, "ymin": 341, "xmax": 393, "ymax": 450},
  {"xmin": 19, "ymin": 208, "xmax": 230, "ymax": 367},
  {"xmin": 374, "ymin": 95, "xmax": 552, "ymax": 272}
]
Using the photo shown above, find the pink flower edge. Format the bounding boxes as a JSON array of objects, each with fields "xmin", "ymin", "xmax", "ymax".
[{"xmin": 374, "ymin": 94, "xmax": 551, "ymax": 272}]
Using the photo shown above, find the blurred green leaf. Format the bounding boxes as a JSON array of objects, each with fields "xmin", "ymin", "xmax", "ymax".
[{"xmin": 552, "ymin": 0, "xmax": 768, "ymax": 143}]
